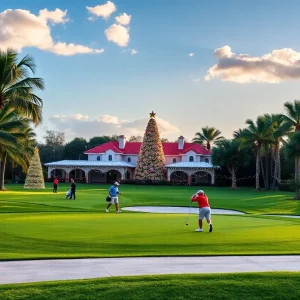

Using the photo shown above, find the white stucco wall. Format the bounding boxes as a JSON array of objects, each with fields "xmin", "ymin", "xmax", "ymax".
[
  {"xmin": 122, "ymin": 155, "xmax": 138, "ymax": 165},
  {"xmin": 88, "ymin": 154, "xmax": 102, "ymax": 161},
  {"xmin": 87, "ymin": 150, "xmax": 210, "ymax": 164},
  {"xmin": 101, "ymin": 150, "xmax": 117, "ymax": 161},
  {"xmin": 165, "ymin": 156, "xmax": 181, "ymax": 164},
  {"xmin": 182, "ymin": 151, "xmax": 196, "ymax": 162}
]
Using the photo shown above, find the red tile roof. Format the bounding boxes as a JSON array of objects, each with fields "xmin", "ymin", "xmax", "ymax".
[{"xmin": 85, "ymin": 141, "xmax": 210, "ymax": 155}]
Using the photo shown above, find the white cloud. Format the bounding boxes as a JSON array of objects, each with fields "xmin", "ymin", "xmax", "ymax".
[
  {"xmin": 189, "ymin": 53, "xmax": 194, "ymax": 57},
  {"xmin": 205, "ymin": 45, "xmax": 300, "ymax": 83},
  {"xmin": 115, "ymin": 13, "xmax": 131, "ymax": 26},
  {"xmin": 98, "ymin": 115, "xmax": 120, "ymax": 124},
  {"xmin": 86, "ymin": 1, "xmax": 116, "ymax": 20},
  {"xmin": 0, "ymin": 9, "xmax": 104, "ymax": 55},
  {"xmin": 39, "ymin": 8, "xmax": 69, "ymax": 24},
  {"xmin": 131, "ymin": 49, "xmax": 137, "ymax": 55},
  {"xmin": 105, "ymin": 24, "xmax": 129, "ymax": 47},
  {"xmin": 49, "ymin": 114, "xmax": 180, "ymax": 140}
]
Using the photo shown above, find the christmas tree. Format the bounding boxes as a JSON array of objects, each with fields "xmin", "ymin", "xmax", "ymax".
[
  {"xmin": 134, "ymin": 111, "xmax": 166, "ymax": 180},
  {"xmin": 24, "ymin": 147, "xmax": 45, "ymax": 189}
]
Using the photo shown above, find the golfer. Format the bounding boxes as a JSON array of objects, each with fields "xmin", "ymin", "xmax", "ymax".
[
  {"xmin": 191, "ymin": 190, "xmax": 213, "ymax": 232},
  {"xmin": 70, "ymin": 179, "xmax": 76, "ymax": 200},
  {"xmin": 106, "ymin": 182, "xmax": 121, "ymax": 213},
  {"xmin": 53, "ymin": 177, "xmax": 59, "ymax": 193}
]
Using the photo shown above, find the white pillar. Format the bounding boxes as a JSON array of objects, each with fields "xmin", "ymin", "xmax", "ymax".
[
  {"xmin": 121, "ymin": 168, "xmax": 126, "ymax": 180},
  {"xmin": 167, "ymin": 169, "xmax": 172, "ymax": 181},
  {"xmin": 211, "ymin": 170, "xmax": 215, "ymax": 185},
  {"xmin": 48, "ymin": 168, "xmax": 53, "ymax": 179}
]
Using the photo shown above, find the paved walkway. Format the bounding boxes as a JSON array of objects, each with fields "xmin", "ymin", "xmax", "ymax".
[{"xmin": 1, "ymin": 256, "xmax": 300, "ymax": 284}]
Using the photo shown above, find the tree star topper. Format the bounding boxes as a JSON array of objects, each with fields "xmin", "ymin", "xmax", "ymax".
[{"xmin": 150, "ymin": 111, "xmax": 156, "ymax": 118}]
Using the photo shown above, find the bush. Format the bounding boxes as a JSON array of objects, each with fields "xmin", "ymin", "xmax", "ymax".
[
  {"xmin": 121, "ymin": 180, "xmax": 171, "ymax": 185},
  {"xmin": 279, "ymin": 181, "xmax": 295, "ymax": 192}
]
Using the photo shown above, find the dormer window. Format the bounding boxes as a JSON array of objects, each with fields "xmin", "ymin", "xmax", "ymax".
[
  {"xmin": 173, "ymin": 158, "xmax": 177, "ymax": 163},
  {"xmin": 189, "ymin": 156, "xmax": 194, "ymax": 162},
  {"xmin": 108, "ymin": 155, "xmax": 112, "ymax": 161},
  {"xmin": 97, "ymin": 156, "xmax": 101, "ymax": 161},
  {"xmin": 128, "ymin": 157, "xmax": 131, "ymax": 163}
]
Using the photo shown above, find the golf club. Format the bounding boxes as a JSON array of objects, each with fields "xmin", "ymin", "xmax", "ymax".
[{"xmin": 185, "ymin": 204, "xmax": 192, "ymax": 225}]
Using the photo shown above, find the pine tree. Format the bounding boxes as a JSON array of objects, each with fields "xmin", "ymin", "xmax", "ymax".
[
  {"xmin": 134, "ymin": 112, "xmax": 166, "ymax": 180},
  {"xmin": 24, "ymin": 147, "xmax": 45, "ymax": 189}
]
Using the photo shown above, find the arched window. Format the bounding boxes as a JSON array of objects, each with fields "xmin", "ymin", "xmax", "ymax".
[
  {"xmin": 127, "ymin": 157, "xmax": 131, "ymax": 163},
  {"xmin": 97, "ymin": 156, "xmax": 101, "ymax": 161},
  {"xmin": 205, "ymin": 158, "xmax": 209, "ymax": 163},
  {"xmin": 173, "ymin": 158, "xmax": 177, "ymax": 163},
  {"xmin": 189, "ymin": 156, "xmax": 194, "ymax": 162},
  {"xmin": 108, "ymin": 155, "xmax": 112, "ymax": 161}
]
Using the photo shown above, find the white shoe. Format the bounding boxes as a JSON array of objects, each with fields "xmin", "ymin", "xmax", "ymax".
[
  {"xmin": 106, "ymin": 209, "xmax": 109, "ymax": 213},
  {"xmin": 117, "ymin": 210, "xmax": 121, "ymax": 213},
  {"xmin": 195, "ymin": 228, "xmax": 203, "ymax": 232}
]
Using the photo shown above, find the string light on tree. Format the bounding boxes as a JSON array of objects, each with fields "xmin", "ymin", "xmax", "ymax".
[
  {"xmin": 24, "ymin": 148, "xmax": 45, "ymax": 189},
  {"xmin": 134, "ymin": 111, "xmax": 166, "ymax": 180}
]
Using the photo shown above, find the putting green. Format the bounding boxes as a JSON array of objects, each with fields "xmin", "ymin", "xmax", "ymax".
[{"xmin": 1, "ymin": 212, "xmax": 300, "ymax": 260}]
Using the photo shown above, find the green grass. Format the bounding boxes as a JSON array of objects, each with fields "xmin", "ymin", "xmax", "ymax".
[
  {"xmin": 0, "ymin": 184, "xmax": 300, "ymax": 260},
  {"xmin": 1, "ymin": 212, "xmax": 300, "ymax": 260},
  {"xmin": 0, "ymin": 183, "xmax": 299, "ymax": 215},
  {"xmin": 1, "ymin": 273, "xmax": 300, "ymax": 299}
]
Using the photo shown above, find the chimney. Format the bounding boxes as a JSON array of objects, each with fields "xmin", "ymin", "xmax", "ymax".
[
  {"xmin": 118, "ymin": 135, "xmax": 126, "ymax": 149},
  {"xmin": 178, "ymin": 136, "xmax": 184, "ymax": 150}
]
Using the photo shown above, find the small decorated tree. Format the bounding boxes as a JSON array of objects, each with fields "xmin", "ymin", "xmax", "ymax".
[
  {"xmin": 134, "ymin": 111, "xmax": 166, "ymax": 180},
  {"xmin": 24, "ymin": 147, "xmax": 45, "ymax": 189}
]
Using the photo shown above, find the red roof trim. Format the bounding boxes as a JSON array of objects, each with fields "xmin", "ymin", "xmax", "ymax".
[{"xmin": 84, "ymin": 141, "xmax": 210, "ymax": 156}]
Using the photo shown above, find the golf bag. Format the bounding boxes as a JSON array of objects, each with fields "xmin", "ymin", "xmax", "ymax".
[{"xmin": 66, "ymin": 190, "xmax": 71, "ymax": 199}]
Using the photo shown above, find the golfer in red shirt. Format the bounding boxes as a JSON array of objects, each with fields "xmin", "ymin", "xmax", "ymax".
[
  {"xmin": 191, "ymin": 190, "xmax": 213, "ymax": 232},
  {"xmin": 53, "ymin": 177, "xmax": 59, "ymax": 193}
]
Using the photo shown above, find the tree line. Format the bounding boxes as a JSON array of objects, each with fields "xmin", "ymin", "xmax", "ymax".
[
  {"xmin": 0, "ymin": 48, "xmax": 299, "ymax": 199},
  {"xmin": 192, "ymin": 101, "xmax": 300, "ymax": 199}
]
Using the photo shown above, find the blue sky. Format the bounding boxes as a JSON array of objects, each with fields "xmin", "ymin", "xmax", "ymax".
[{"xmin": 1, "ymin": 0, "xmax": 300, "ymax": 142}]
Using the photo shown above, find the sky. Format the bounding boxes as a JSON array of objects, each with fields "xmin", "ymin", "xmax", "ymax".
[{"xmin": 1, "ymin": 0, "xmax": 300, "ymax": 143}]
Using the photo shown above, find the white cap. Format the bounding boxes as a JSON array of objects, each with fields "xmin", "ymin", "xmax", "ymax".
[
  {"xmin": 197, "ymin": 190, "xmax": 204, "ymax": 194},
  {"xmin": 114, "ymin": 182, "xmax": 120, "ymax": 185}
]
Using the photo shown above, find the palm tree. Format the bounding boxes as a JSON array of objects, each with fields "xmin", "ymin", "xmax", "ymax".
[
  {"xmin": 285, "ymin": 132, "xmax": 300, "ymax": 199},
  {"xmin": 212, "ymin": 139, "xmax": 251, "ymax": 188},
  {"xmin": 0, "ymin": 48, "xmax": 44, "ymax": 124},
  {"xmin": 283, "ymin": 100, "xmax": 300, "ymax": 190},
  {"xmin": 0, "ymin": 106, "xmax": 36, "ymax": 189},
  {"xmin": 237, "ymin": 117, "xmax": 274, "ymax": 190},
  {"xmin": 283, "ymin": 100, "xmax": 300, "ymax": 132},
  {"xmin": 193, "ymin": 127, "xmax": 224, "ymax": 150},
  {"xmin": 263, "ymin": 114, "xmax": 292, "ymax": 190},
  {"xmin": 0, "ymin": 49, "xmax": 44, "ymax": 189},
  {"xmin": 233, "ymin": 128, "xmax": 247, "ymax": 139}
]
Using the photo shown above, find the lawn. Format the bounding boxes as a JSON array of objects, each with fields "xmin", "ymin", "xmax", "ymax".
[
  {"xmin": 0, "ymin": 184, "xmax": 300, "ymax": 260},
  {"xmin": 0, "ymin": 183, "xmax": 299, "ymax": 215},
  {"xmin": 1, "ymin": 273, "xmax": 300, "ymax": 300}
]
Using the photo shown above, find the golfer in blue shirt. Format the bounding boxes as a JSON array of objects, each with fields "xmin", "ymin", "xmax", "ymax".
[{"xmin": 106, "ymin": 181, "xmax": 121, "ymax": 213}]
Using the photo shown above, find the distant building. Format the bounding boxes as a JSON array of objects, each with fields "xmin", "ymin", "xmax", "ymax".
[{"xmin": 45, "ymin": 135, "xmax": 215, "ymax": 184}]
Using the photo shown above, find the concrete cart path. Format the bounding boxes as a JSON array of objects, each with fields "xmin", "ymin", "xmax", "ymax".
[{"xmin": 1, "ymin": 256, "xmax": 300, "ymax": 284}]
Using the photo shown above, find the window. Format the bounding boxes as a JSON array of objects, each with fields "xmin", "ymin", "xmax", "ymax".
[
  {"xmin": 127, "ymin": 157, "xmax": 131, "ymax": 163},
  {"xmin": 108, "ymin": 155, "xmax": 112, "ymax": 161},
  {"xmin": 205, "ymin": 158, "xmax": 209, "ymax": 163},
  {"xmin": 189, "ymin": 156, "xmax": 194, "ymax": 162},
  {"xmin": 97, "ymin": 156, "xmax": 101, "ymax": 161},
  {"xmin": 173, "ymin": 158, "xmax": 177, "ymax": 163}
]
